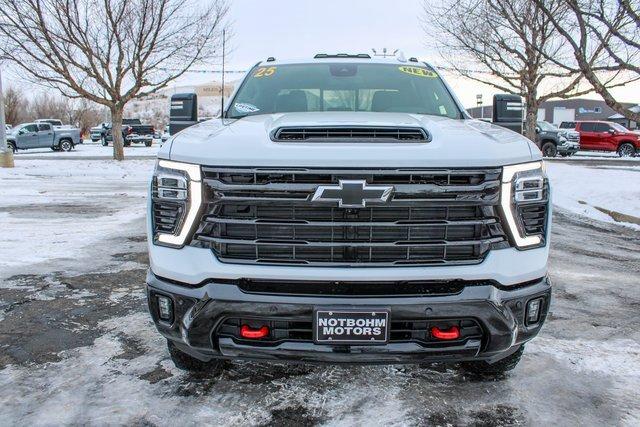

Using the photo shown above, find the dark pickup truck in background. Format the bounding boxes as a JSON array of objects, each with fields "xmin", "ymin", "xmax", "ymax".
[
  {"xmin": 536, "ymin": 121, "xmax": 580, "ymax": 157},
  {"xmin": 96, "ymin": 118, "xmax": 155, "ymax": 147}
]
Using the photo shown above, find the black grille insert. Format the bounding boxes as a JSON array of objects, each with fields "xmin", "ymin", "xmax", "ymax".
[
  {"xmin": 272, "ymin": 126, "xmax": 429, "ymax": 142},
  {"xmin": 237, "ymin": 279, "xmax": 474, "ymax": 296},
  {"xmin": 192, "ymin": 167, "xmax": 508, "ymax": 266}
]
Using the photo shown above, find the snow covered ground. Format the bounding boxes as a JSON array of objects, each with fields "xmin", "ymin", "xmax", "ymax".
[
  {"xmin": 1, "ymin": 157, "xmax": 639, "ymax": 425},
  {"xmin": 0, "ymin": 158, "xmax": 156, "ymax": 279},
  {"xmin": 13, "ymin": 140, "xmax": 160, "ymax": 159},
  {"xmin": 546, "ymin": 162, "xmax": 640, "ymax": 229}
]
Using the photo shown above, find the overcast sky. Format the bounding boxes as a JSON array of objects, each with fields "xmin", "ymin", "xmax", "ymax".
[
  {"xmin": 218, "ymin": 0, "xmax": 640, "ymax": 108},
  {"xmin": 3, "ymin": 0, "xmax": 639, "ymax": 109}
]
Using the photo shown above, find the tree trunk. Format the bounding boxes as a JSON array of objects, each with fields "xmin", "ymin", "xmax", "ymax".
[
  {"xmin": 523, "ymin": 97, "xmax": 539, "ymax": 146},
  {"xmin": 110, "ymin": 106, "xmax": 125, "ymax": 161}
]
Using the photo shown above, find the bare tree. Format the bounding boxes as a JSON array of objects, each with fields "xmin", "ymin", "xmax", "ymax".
[
  {"xmin": 423, "ymin": 0, "xmax": 625, "ymax": 141},
  {"xmin": 0, "ymin": 0, "xmax": 229, "ymax": 160},
  {"xmin": 3, "ymin": 86, "xmax": 29, "ymax": 126},
  {"xmin": 533, "ymin": 0, "xmax": 640, "ymax": 122}
]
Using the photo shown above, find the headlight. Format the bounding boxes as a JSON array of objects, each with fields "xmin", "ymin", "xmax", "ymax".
[
  {"xmin": 500, "ymin": 161, "xmax": 549, "ymax": 249},
  {"xmin": 151, "ymin": 160, "xmax": 202, "ymax": 247}
]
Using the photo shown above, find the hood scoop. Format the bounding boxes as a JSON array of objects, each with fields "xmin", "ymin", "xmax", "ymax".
[{"xmin": 271, "ymin": 126, "xmax": 430, "ymax": 143}]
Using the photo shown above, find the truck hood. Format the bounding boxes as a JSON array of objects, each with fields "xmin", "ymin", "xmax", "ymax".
[{"xmin": 163, "ymin": 112, "xmax": 539, "ymax": 168}]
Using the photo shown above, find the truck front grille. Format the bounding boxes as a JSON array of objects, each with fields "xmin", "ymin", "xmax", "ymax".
[{"xmin": 192, "ymin": 167, "xmax": 508, "ymax": 266}]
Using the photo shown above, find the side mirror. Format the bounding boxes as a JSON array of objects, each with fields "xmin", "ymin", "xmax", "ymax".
[
  {"xmin": 608, "ymin": 129, "xmax": 615, "ymax": 134},
  {"xmin": 492, "ymin": 94, "xmax": 523, "ymax": 134},
  {"xmin": 535, "ymin": 127, "xmax": 540, "ymax": 134}
]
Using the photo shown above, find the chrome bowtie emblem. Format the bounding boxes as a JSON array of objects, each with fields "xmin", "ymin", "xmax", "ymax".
[{"xmin": 311, "ymin": 180, "xmax": 394, "ymax": 208}]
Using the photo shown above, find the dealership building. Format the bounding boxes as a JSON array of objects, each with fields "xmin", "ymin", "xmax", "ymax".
[{"xmin": 467, "ymin": 98, "xmax": 639, "ymax": 129}]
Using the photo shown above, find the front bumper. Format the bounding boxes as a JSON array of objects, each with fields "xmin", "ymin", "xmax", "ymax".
[
  {"xmin": 557, "ymin": 142, "xmax": 580, "ymax": 154},
  {"xmin": 147, "ymin": 271, "xmax": 551, "ymax": 365}
]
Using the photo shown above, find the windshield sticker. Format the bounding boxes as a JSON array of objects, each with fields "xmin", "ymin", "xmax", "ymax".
[
  {"xmin": 253, "ymin": 66, "xmax": 277, "ymax": 78},
  {"xmin": 233, "ymin": 103, "xmax": 260, "ymax": 114},
  {"xmin": 398, "ymin": 66, "xmax": 438, "ymax": 78}
]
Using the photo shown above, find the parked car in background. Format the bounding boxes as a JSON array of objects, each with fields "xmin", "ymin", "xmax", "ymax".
[
  {"xmin": 100, "ymin": 119, "xmax": 155, "ymax": 147},
  {"xmin": 6, "ymin": 122, "xmax": 81, "ymax": 152},
  {"xmin": 574, "ymin": 121, "xmax": 640, "ymax": 157},
  {"xmin": 536, "ymin": 121, "xmax": 580, "ymax": 157},
  {"xmin": 161, "ymin": 125, "xmax": 170, "ymax": 143},
  {"xmin": 90, "ymin": 122, "xmax": 108, "ymax": 142}
]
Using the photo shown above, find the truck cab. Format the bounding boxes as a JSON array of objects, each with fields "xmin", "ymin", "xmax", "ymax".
[{"xmin": 575, "ymin": 121, "xmax": 639, "ymax": 157}]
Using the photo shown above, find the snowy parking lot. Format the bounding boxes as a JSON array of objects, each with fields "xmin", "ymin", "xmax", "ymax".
[{"xmin": 1, "ymin": 156, "xmax": 639, "ymax": 425}]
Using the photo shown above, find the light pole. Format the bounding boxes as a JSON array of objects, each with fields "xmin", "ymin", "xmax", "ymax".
[
  {"xmin": 0, "ymin": 66, "xmax": 14, "ymax": 168},
  {"xmin": 476, "ymin": 94, "xmax": 483, "ymax": 120}
]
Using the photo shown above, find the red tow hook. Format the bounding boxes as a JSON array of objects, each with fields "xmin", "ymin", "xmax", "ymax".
[
  {"xmin": 431, "ymin": 325, "xmax": 460, "ymax": 340},
  {"xmin": 240, "ymin": 325, "xmax": 270, "ymax": 339}
]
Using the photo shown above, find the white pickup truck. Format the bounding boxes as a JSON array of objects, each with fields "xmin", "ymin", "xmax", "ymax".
[
  {"xmin": 147, "ymin": 54, "xmax": 551, "ymax": 376},
  {"xmin": 6, "ymin": 122, "xmax": 81, "ymax": 152}
]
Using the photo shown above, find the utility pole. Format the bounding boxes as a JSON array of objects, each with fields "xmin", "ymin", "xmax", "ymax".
[{"xmin": 0, "ymin": 67, "xmax": 14, "ymax": 168}]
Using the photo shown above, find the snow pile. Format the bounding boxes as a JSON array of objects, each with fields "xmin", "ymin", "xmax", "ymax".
[{"xmin": 546, "ymin": 163, "xmax": 640, "ymax": 229}]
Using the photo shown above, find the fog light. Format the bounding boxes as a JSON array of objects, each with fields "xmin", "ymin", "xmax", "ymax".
[
  {"xmin": 526, "ymin": 298, "xmax": 543, "ymax": 325},
  {"xmin": 157, "ymin": 295, "xmax": 173, "ymax": 322}
]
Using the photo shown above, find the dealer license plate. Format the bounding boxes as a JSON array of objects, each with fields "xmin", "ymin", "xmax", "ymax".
[{"xmin": 314, "ymin": 310, "xmax": 389, "ymax": 344}]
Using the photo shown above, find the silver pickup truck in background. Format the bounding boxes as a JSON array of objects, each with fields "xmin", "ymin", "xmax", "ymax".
[{"xmin": 6, "ymin": 122, "xmax": 81, "ymax": 152}]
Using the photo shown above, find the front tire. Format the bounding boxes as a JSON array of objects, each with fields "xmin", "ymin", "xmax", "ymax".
[
  {"xmin": 617, "ymin": 142, "xmax": 636, "ymax": 158},
  {"xmin": 541, "ymin": 142, "xmax": 557, "ymax": 158},
  {"xmin": 167, "ymin": 340, "xmax": 226, "ymax": 373},
  {"xmin": 7, "ymin": 142, "xmax": 17, "ymax": 153},
  {"xmin": 101, "ymin": 137, "xmax": 108, "ymax": 146},
  {"xmin": 459, "ymin": 345, "xmax": 524, "ymax": 377},
  {"xmin": 145, "ymin": 140, "xmax": 152, "ymax": 147},
  {"xmin": 59, "ymin": 139, "xmax": 73, "ymax": 152}
]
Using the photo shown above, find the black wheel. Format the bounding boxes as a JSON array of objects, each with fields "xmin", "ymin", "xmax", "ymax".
[
  {"xmin": 145, "ymin": 140, "xmax": 152, "ymax": 147},
  {"xmin": 459, "ymin": 345, "xmax": 524, "ymax": 377},
  {"xmin": 167, "ymin": 340, "xmax": 226, "ymax": 373},
  {"xmin": 541, "ymin": 142, "xmax": 557, "ymax": 158},
  {"xmin": 59, "ymin": 139, "xmax": 73, "ymax": 152},
  {"xmin": 123, "ymin": 141, "xmax": 131, "ymax": 147},
  {"xmin": 617, "ymin": 142, "xmax": 636, "ymax": 158},
  {"xmin": 7, "ymin": 142, "xmax": 16, "ymax": 153},
  {"xmin": 101, "ymin": 138, "xmax": 108, "ymax": 146}
]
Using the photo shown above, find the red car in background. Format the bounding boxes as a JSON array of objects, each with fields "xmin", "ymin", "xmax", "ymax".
[{"xmin": 573, "ymin": 121, "xmax": 640, "ymax": 157}]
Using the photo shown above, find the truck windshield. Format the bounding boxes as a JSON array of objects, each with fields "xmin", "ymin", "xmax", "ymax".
[
  {"xmin": 610, "ymin": 123, "xmax": 628, "ymax": 132},
  {"xmin": 227, "ymin": 63, "xmax": 462, "ymax": 119},
  {"xmin": 537, "ymin": 121, "xmax": 557, "ymax": 131}
]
